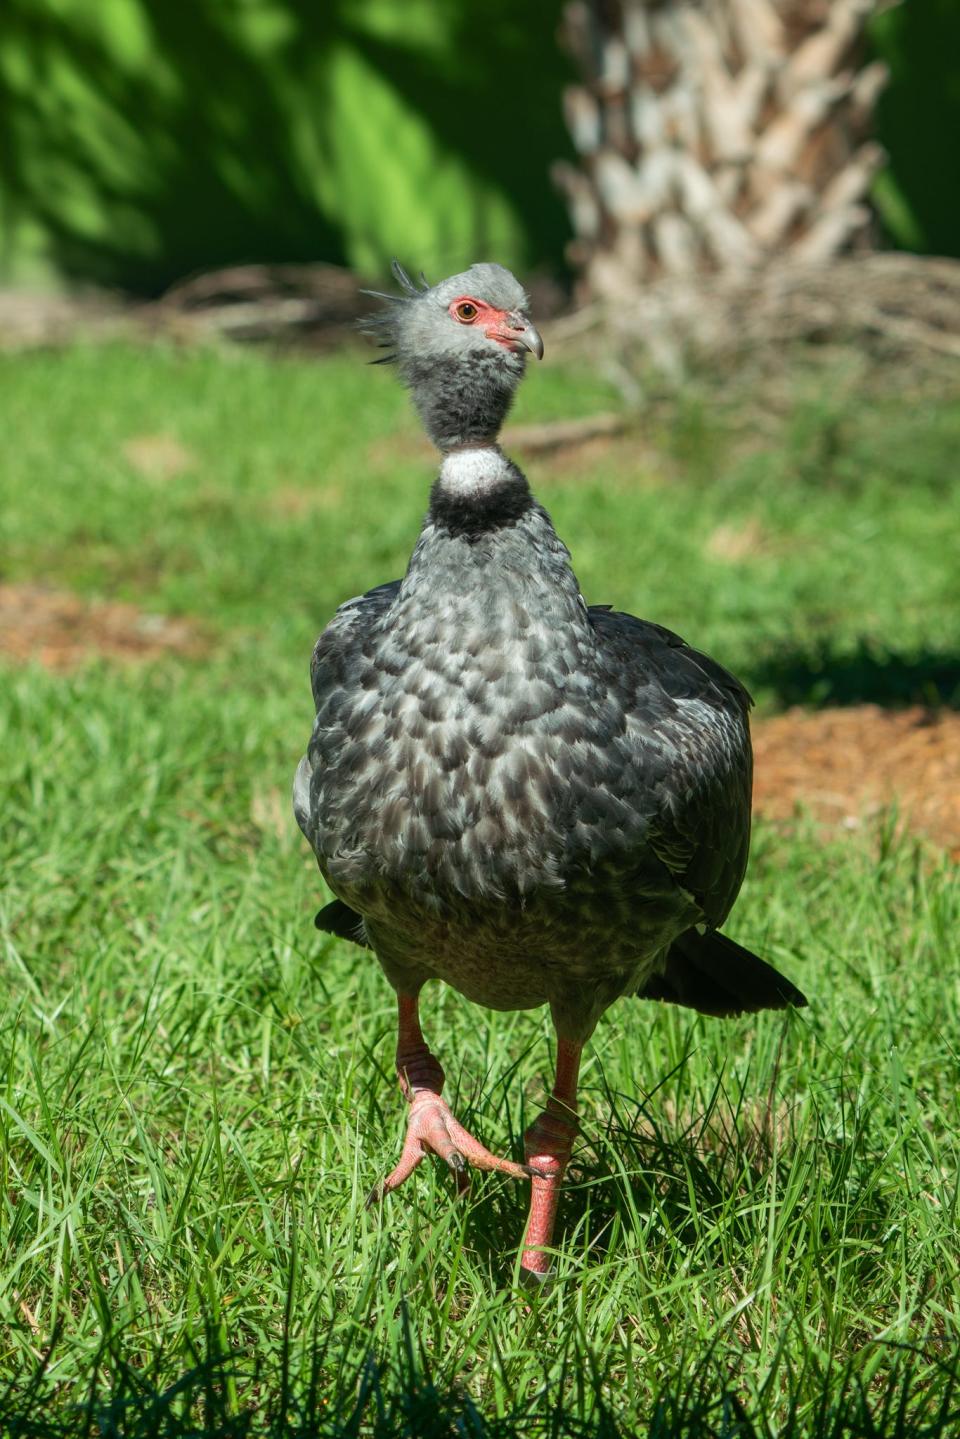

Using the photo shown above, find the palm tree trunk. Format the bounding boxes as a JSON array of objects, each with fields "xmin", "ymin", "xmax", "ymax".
[{"xmin": 556, "ymin": 0, "xmax": 893, "ymax": 300}]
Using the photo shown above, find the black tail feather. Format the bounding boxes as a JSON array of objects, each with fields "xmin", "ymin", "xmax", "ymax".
[
  {"xmin": 314, "ymin": 898, "xmax": 369, "ymax": 949},
  {"xmin": 638, "ymin": 928, "xmax": 807, "ymax": 1018}
]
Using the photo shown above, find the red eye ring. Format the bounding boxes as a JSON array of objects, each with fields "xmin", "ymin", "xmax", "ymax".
[{"xmin": 454, "ymin": 300, "xmax": 479, "ymax": 323}]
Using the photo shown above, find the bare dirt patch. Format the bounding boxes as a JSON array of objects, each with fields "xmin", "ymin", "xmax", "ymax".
[
  {"xmin": 268, "ymin": 483, "xmax": 346, "ymax": 518},
  {"xmin": 122, "ymin": 434, "xmax": 195, "ymax": 482},
  {"xmin": 753, "ymin": 705, "xmax": 960, "ymax": 859},
  {"xmin": 705, "ymin": 519, "xmax": 783, "ymax": 563},
  {"xmin": 0, "ymin": 584, "xmax": 205, "ymax": 669}
]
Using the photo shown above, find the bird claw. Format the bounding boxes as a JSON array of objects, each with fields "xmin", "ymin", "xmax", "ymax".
[{"xmin": 369, "ymin": 1089, "xmax": 531, "ymax": 1203}]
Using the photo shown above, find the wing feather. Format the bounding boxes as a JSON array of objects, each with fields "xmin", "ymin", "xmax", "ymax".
[
  {"xmin": 309, "ymin": 580, "xmax": 401, "ymax": 710},
  {"xmin": 588, "ymin": 606, "xmax": 753, "ymax": 929}
]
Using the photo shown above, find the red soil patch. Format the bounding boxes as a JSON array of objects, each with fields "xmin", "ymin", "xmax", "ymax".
[
  {"xmin": 0, "ymin": 584, "xmax": 205, "ymax": 670},
  {"xmin": 753, "ymin": 705, "xmax": 960, "ymax": 859}
]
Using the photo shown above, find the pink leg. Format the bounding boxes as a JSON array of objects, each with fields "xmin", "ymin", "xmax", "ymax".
[
  {"xmin": 367, "ymin": 993, "xmax": 533, "ymax": 1207},
  {"xmin": 520, "ymin": 1038, "xmax": 582, "ymax": 1278}
]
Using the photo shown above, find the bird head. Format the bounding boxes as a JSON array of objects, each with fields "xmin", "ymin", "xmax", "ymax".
[{"xmin": 361, "ymin": 261, "xmax": 543, "ymax": 452}]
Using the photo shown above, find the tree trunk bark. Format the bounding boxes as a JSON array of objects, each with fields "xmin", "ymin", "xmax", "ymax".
[{"xmin": 556, "ymin": 0, "xmax": 895, "ymax": 301}]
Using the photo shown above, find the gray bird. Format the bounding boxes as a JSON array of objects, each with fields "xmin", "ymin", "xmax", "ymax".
[{"xmin": 293, "ymin": 261, "xmax": 806, "ymax": 1279}]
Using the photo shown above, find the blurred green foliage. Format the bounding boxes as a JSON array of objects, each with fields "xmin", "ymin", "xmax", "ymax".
[
  {"xmin": 0, "ymin": 0, "xmax": 573, "ymax": 292},
  {"xmin": 871, "ymin": 0, "xmax": 960, "ymax": 255}
]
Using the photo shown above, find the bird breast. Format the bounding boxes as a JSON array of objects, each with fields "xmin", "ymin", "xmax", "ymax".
[{"xmin": 310, "ymin": 532, "xmax": 652, "ymax": 915}]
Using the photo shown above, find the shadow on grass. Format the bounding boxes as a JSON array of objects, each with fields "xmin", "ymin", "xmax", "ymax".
[
  {"xmin": 749, "ymin": 641, "xmax": 960, "ymax": 710},
  {"xmin": 461, "ymin": 1048, "xmax": 852, "ymax": 1284},
  {"xmin": 5, "ymin": 1321, "xmax": 959, "ymax": 1438}
]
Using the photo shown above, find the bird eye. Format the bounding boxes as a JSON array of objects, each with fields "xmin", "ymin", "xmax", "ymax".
[{"xmin": 454, "ymin": 301, "xmax": 479, "ymax": 322}]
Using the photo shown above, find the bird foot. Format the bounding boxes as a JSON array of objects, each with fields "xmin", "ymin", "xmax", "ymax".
[{"xmin": 366, "ymin": 1089, "xmax": 535, "ymax": 1208}]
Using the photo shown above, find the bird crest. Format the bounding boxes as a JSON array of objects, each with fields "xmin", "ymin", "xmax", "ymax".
[{"xmin": 359, "ymin": 259, "xmax": 430, "ymax": 364}]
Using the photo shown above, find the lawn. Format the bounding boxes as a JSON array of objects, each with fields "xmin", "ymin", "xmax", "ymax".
[{"xmin": 2, "ymin": 337, "xmax": 959, "ymax": 1435}]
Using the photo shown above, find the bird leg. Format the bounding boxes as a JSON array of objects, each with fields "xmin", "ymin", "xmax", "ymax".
[
  {"xmin": 367, "ymin": 992, "xmax": 532, "ymax": 1207},
  {"xmin": 520, "ymin": 1038, "xmax": 582, "ymax": 1278}
]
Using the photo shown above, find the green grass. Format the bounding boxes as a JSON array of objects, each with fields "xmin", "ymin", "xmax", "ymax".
[{"xmin": 2, "ymin": 340, "xmax": 959, "ymax": 1435}]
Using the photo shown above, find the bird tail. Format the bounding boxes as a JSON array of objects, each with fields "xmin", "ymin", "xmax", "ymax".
[
  {"xmin": 637, "ymin": 928, "xmax": 807, "ymax": 1017},
  {"xmin": 314, "ymin": 898, "xmax": 370, "ymax": 948}
]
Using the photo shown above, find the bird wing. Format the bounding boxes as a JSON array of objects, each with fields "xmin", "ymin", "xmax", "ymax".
[
  {"xmin": 293, "ymin": 580, "xmax": 401, "ymax": 847},
  {"xmin": 309, "ymin": 580, "xmax": 401, "ymax": 711},
  {"xmin": 587, "ymin": 606, "xmax": 753, "ymax": 930}
]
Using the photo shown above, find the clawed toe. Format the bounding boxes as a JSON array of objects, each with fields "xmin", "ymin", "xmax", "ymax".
[{"xmin": 369, "ymin": 1088, "xmax": 529, "ymax": 1204}]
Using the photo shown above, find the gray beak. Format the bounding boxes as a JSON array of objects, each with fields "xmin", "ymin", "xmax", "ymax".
[{"xmin": 508, "ymin": 313, "xmax": 545, "ymax": 360}]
